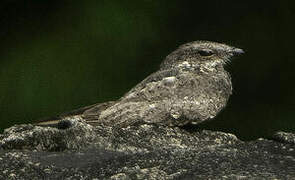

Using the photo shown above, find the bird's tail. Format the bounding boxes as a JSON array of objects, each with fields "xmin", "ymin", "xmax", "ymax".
[{"xmin": 34, "ymin": 101, "xmax": 116, "ymax": 127}]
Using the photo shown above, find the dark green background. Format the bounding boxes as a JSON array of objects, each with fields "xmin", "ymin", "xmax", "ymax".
[{"xmin": 0, "ymin": 0, "xmax": 294, "ymax": 140}]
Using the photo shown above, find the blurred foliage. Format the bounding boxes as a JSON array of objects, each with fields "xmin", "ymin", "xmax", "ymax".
[{"xmin": 0, "ymin": 0, "xmax": 294, "ymax": 140}]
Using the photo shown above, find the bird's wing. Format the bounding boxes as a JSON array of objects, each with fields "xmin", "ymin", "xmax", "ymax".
[
  {"xmin": 82, "ymin": 68, "xmax": 179, "ymax": 126},
  {"xmin": 122, "ymin": 68, "xmax": 179, "ymax": 98}
]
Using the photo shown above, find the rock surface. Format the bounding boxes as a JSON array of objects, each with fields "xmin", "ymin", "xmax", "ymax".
[{"xmin": 0, "ymin": 118, "xmax": 295, "ymax": 179}]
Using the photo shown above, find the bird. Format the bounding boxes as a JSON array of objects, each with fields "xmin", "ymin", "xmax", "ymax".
[{"xmin": 36, "ymin": 41, "xmax": 244, "ymax": 128}]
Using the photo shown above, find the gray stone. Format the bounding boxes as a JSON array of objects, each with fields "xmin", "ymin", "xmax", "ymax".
[{"xmin": 0, "ymin": 118, "xmax": 295, "ymax": 179}]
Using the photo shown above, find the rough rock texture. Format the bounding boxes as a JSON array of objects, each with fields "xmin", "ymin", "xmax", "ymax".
[
  {"xmin": 272, "ymin": 131, "xmax": 295, "ymax": 145},
  {"xmin": 0, "ymin": 118, "xmax": 295, "ymax": 179}
]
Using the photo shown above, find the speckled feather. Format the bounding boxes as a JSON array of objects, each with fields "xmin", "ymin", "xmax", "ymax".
[{"xmin": 82, "ymin": 41, "xmax": 243, "ymax": 127}]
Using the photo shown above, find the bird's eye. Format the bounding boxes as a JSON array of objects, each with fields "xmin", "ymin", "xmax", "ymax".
[{"xmin": 198, "ymin": 49, "xmax": 214, "ymax": 56}]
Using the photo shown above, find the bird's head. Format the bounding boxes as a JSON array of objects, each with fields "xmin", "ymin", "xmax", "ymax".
[{"xmin": 160, "ymin": 41, "xmax": 244, "ymax": 69}]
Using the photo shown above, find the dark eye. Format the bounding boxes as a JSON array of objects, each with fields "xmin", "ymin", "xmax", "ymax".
[{"xmin": 198, "ymin": 49, "xmax": 214, "ymax": 56}]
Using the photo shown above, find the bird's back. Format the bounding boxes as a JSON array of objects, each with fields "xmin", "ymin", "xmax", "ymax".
[{"xmin": 93, "ymin": 66, "xmax": 232, "ymax": 126}]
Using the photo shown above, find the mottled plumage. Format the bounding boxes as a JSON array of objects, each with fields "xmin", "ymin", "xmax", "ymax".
[{"xmin": 37, "ymin": 41, "xmax": 243, "ymax": 128}]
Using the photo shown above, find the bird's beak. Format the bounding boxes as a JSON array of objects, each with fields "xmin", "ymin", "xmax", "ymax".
[{"xmin": 231, "ymin": 48, "xmax": 244, "ymax": 55}]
